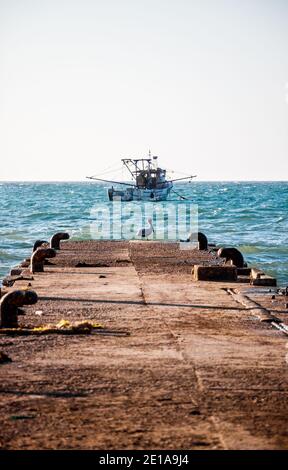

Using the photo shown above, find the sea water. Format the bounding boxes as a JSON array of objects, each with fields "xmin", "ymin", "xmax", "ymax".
[{"xmin": 0, "ymin": 181, "xmax": 287, "ymax": 286}]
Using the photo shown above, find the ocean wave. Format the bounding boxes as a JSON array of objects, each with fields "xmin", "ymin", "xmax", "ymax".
[
  {"xmin": 0, "ymin": 250, "xmax": 22, "ymax": 261},
  {"xmin": 239, "ymin": 244, "xmax": 288, "ymax": 255}
]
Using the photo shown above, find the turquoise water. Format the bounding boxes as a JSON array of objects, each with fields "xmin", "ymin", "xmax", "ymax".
[{"xmin": 0, "ymin": 181, "xmax": 287, "ymax": 286}]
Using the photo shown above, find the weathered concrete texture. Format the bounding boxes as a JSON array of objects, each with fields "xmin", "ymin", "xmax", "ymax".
[
  {"xmin": 193, "ymin": 265, "xmax": 237, "ymax": 282},
  {"xmin": 0, "ymin": 241, "xmax": 287, "ymax": 450}
]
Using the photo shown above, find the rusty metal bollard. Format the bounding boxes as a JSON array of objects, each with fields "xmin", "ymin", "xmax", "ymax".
[
  {"xmin": 0, "ymin": 290, "xmax": 38, "ymax": 328},
  {"xmin": 10, "ymin": 267, "xmax": 23, "ymax": 276},
  {"xmin": 187, "ymin": 232, "xmax": 208, "ymax": 250},
  {"xmin": 33, "ymin": 240, "xmax": 48, "ymax": 252},
  {"xmin": 50, "ymin": 232, "xmax": 70, "ymax": 250},
  {"xmin": 30, "ymin": 248, "xmax": 56, "ymax": 273},
  {"xmin": 217, "ymin": 247, "xmax": 245, "ymax": 268}
]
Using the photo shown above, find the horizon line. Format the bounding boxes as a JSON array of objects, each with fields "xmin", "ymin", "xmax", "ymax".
[{"xmin": 0, "ymin": 179, "xmax": 288, "ymax": 183}]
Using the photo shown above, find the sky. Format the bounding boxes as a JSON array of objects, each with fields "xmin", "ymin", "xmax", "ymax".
[{"xmin": 0, "ymin": 0, "xmax": 287, "ymax": 181}]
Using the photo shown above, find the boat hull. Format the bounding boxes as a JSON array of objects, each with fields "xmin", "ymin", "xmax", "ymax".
[{"xmin": 108, "ymin": 184, "xmax": 172, "ymax": 202}]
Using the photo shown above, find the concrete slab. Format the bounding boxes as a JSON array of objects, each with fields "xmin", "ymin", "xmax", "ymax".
[{"xmin": 0, "ymin": 241, "xmax": 287, "ymax": 450}]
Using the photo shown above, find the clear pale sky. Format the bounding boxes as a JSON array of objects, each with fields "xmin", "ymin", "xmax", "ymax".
[{"xmin": 0, "ymin": 0, "xmax": 287, "ymax": 181}]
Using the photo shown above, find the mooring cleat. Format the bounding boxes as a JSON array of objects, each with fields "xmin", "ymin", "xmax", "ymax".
[
  {"xmin": 10, "ymin": 267, "xmax": 23, "ymax": 276},
  {"xmin": 186, "ymin": 232, "xmax": 208, "ymax": 250},
  {"xmin": 217, "ymin": 247, "xmax": 245, "ymax": 268},
  {"xmin": 30, "ymin": 248, "xmax": 56, "ymax": 273},
  {"xmin": 50, "ymin": 232, "xmax": 70, "ymax": 250},
  {"xmin": 33, "ymin": 240, "xmax": 48, "ymax": 252},
  {"xmin": 0, "ymin": 290, "xmax": 38, "ymax": 328}
]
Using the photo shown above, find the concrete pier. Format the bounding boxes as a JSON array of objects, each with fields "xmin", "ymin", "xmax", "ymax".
[{"xmin": 0, "ymin": 241, "xmax": 287, "ymax": 449}]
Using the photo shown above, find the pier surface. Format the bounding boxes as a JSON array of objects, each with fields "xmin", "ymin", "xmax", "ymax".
[{"xmin": 0, "ymin": 241, "xmax": 287, "ymax": 449}]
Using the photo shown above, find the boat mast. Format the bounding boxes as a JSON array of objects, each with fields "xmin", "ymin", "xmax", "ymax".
[{"xmin": 121, "ymin": 158, "xmax": 152, "ymax": 181}]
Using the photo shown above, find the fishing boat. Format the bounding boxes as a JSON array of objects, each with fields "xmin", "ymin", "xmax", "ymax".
[{"xmin": 87, "ymin": 153, "xmax": 196, "ymax": 202}]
